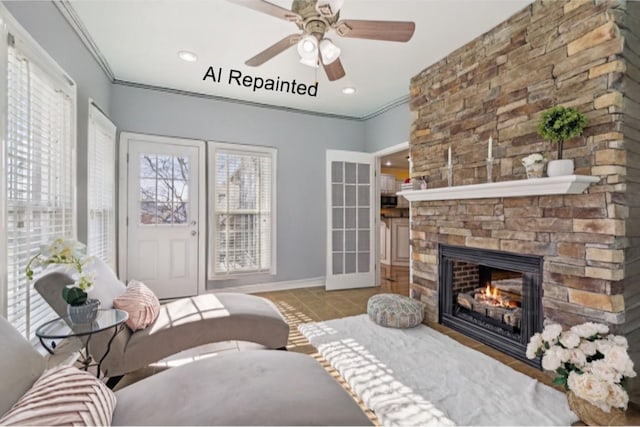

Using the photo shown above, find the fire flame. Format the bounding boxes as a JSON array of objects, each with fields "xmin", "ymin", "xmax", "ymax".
[
  {"xmin": 484, "ymin": 284, "xmax": 498, "ymax": 299},
  {"xmin": 481, "ymin": 284, "xmax": 516, "ymax": 308}
]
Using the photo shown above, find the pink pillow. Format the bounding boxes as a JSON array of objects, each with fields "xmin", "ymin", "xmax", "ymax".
[
  {"xmin": 0, "ymin": 365, "xmax": 116, "ymax": 426},
  {"xmin": 113, "ymin": 280, "xmax": 160, "ymax": 331}
]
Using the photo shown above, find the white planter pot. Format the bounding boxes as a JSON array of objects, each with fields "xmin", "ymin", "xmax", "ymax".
[{"xmin": 547, "ymin": 159, "xmax": 574, "ymax": 177}]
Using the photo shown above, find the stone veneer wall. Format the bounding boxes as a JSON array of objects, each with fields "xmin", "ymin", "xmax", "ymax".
[
  {"xmin": 408, "ymin": 0, "xmax": 640, "ymax": 400},
  {"xmin": 618, "ymin": 0, "xmax": 640, "ymax": 402}
]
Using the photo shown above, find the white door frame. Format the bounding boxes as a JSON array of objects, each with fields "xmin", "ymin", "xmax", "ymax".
[
  {"xmin": 372, "ymin": 141, "xmax": 411, "ymax": 287},
  {"xmin": 326, "ymin": 150, "xmax": 376, "ymax": 290},
  {"xmin": 118, "ymin": 132, "xmax": 207, "ymax": 295}
]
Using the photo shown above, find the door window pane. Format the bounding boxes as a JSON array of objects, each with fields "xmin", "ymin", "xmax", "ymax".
[{"xmin": 139, "ymin": 153, "xmax": 190, "ymax": 225}]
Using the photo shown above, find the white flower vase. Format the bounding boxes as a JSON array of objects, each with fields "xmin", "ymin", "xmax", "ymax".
[
  {"xmin": 67, "ymin": 299, "xmax": 100, "ymax": 324},
  {"xmin": 547, "ymin": 159, "xmax": 574, "ymax": 177},
  {"xmin": 524, "ymin": 162, "xmax": 546, "ymax": 179}
]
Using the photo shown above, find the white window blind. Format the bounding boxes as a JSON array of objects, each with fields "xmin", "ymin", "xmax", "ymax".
[
  {"xmin": 4, "ymin": 37, "xmax": 76, "ymax": 342},
  {"xmin": 87, "ymin": 103, "xmax": 116, "ymax": 269},
  {"xmin": 209, "ymin": 143, "xmax": 276, "ymax": 277}
]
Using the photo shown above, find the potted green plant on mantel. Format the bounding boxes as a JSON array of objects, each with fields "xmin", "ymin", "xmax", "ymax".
[{"xmin": 537, "ymin": 106, "xmax": 588, "ymax": 177}]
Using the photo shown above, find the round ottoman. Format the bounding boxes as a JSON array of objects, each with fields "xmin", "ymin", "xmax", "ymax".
[{"xmin": 367, "ymin": 293, "xmax": 424, "ymax": 328}]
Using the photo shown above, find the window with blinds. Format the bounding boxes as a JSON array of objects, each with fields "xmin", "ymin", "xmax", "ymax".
[
  {"xmin": 209, "ymin": 143, "xmax": 276, "ymax": 277},
  {"xmin": 3, "ymin": 36, "xmax": 76, "ymax": 342},
  {"xmin": 87, "ymin": 104, "xmax": 116, "ymax": 269}
]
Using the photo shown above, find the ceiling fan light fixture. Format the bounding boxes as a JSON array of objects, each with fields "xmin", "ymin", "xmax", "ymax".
[
  {"xmin": 299, "ymin": 56, "xmax": 319, "ymax": 68},
  {"xmin": 178, "ymin": 50, "xmax": 198, "ymax": 62},
  {"xmin": 319, "ymin": 39, "xmax": 341, "ymax": 65},
  {"xmin": 297, "ymin": 35, "xmax": 318, "ymax": 56},
  {"xmin": 297, "ymin": 35, "xmax": 319, "ymax": 68}
]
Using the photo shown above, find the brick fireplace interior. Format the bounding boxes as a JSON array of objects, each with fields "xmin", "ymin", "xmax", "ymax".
[{"xmin": 407, "ymin": 0, "xmax": 640, "ymax": 403}]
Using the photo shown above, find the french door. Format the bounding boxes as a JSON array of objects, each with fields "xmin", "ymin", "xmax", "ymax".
[{"xmin": 326, "ymin": 150, "xmax": 376, "ymax": 290}]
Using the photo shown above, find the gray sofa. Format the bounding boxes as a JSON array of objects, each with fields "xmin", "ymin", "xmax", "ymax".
[
  {"xmin": 0, "ymin": 315, "xmax": 372, "ymax": 425},
  {"xmin": 35, "ymin": 270, "xmax": 290, "ymax": 378}
]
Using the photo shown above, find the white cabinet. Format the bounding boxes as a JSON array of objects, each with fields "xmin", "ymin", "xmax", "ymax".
[
  {"xmin": 380, "ymin": 174, "xmax": 396, "ymax": 194},
  {"xmin": 391, "ymin": 218, "xmax": 410, "ymax": 266},
  {"xmin": 380, "ymin": 218, "xmax": 409, "ymax": 266}
]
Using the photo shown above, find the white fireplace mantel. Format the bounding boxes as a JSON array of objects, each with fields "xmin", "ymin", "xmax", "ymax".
[{"xmin": 397, "ymin": 175, "xmax": 600, "ymax": 202}]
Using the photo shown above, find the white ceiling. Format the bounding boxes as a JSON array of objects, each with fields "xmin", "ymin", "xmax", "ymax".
[
  {"xmin": 381, "ymin": 149, "xmax": 409, "ymax": 169},
  {"xmin": 69, "ymin": 0, "xmax": 531, "ymax": 119}
]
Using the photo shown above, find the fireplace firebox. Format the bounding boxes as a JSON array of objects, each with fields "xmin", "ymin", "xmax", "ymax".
[{"xmin": 439, "ymin": 244, "xmax": 543, "ymax": 367}]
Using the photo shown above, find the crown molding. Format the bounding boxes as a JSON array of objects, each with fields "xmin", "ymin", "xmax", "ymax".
[
  {"xmin": 361, "ymin": 95, "xmax": 409, "ymax": 120},
  {"xmin": 114, "ymin": 79, "xmax": 370, "ymax": 121},
  {"xmin": 53, "ymin": 0, "xmax": 115, "ymax": 81}
]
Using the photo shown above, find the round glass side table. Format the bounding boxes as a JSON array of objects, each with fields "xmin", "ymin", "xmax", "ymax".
[{"xmin": 36, "ymin": 308, "xmax": 129, "ymax": 377}]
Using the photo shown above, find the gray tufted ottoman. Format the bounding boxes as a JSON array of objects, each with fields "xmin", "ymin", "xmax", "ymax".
[{"xmin": 367, "ymin": 293, "xmax": 425, "ymax": 328}]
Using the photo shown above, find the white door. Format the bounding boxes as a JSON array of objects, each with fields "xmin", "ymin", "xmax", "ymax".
[
  {"xmin": 326, "ymin": 150, "xmax": 376, "ymax": 290},
  {"xmin": 120, "ymin": 133, "xmax": 205, "ymax": 299}
]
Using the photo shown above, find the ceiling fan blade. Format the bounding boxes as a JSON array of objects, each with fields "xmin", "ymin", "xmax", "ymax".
[
  {"xmin": 227, "ymin": 0, "xmax": 303, "ymax": 25},
  {"xmin": 334, "ymin": 20, "xmax": 415, "ymax": 42},
  {"xmin": 322, "ymin": 57, "xmax": 346, "ymax": 81},
  {"xmin": 246, "ymin": 34, "xmax": 301, "ymax": 67}
]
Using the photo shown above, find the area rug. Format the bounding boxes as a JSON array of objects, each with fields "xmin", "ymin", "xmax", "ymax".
[{"xmin": 298, "ymin": 314, "xmax": 578, "ymax": 426}]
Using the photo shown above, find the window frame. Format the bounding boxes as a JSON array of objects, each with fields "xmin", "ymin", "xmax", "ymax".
[
  {"xmin": 0, "ymin": 4, "xmax": 77, "ymax": 340},
  {"xmin": 208, "ymin": 142, "xmax": 277, "ymax": 279},
  {"xmin": 87, "ymin": 100, "xmax": 116, "ymax": 269}
]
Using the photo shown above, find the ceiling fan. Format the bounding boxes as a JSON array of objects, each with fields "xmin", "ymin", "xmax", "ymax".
[{"xmin": 228, "ymin": 0, "xmax": 415, "ymax": 81}]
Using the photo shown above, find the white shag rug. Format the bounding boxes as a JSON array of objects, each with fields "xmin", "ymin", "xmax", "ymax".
[{"xmin": 298, "ymin": 314, "xmax": 578, "ymax": 426}]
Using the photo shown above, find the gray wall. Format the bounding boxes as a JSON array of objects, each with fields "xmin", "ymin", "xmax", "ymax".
[
  {"xmin": 111, "ymin": 84, "xmax": 366, "ymax": 288},
  {"xmin": 364, "ymin": 101, "xmax": 410, "ymax": 153},
  {"xmin": 3, "ymin": 1, "xmax": 112, "ymax": 243}
]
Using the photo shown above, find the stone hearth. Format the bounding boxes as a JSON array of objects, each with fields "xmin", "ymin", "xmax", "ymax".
[{"xmin": 407, "ymin": 0, "xmax": 640, "ymax": 402}]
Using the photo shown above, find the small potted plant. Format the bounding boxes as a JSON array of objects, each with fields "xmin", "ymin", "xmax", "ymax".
[
  {"xmin": 537, "ymin": 106, "xmax": 587, "ymax": 176},
  {"xmin": 26, "ymin": 238, "xmax": 98, "ymax": 323},
  {"xmin": 527, "ymin": 322, "xmax": 636, "ymax": 425}
]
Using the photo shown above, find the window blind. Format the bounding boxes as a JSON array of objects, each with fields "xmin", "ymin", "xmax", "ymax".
[
  {"xmin": 87, "ymin": 104, "xmax": 116, "ymax": 269},
  {"xmin": 4, "ymin": 41, "xmax": 76, "ymax": 342},
  {"xmin": 209, "ymin": 144, "xmax": 276, "ymax": 277}
]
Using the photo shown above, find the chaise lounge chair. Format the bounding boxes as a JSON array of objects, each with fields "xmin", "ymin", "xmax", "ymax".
[
  {"xmin": 0, "ymin": 315, "xmax": 372, "ymax": 425},
  {"xmin": 34, "ymin": 259, "xmax": 290, "ymax": 380}
]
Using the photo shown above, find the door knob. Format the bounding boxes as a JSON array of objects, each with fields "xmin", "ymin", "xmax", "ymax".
[{"xmin": 190, "ymin": 230, "xmax": 197, "ymax": 236}]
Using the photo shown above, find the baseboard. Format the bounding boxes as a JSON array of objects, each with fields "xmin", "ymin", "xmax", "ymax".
[{"xmin": 210, "ymin": 277, "xmax": 326, "ymax": 294}]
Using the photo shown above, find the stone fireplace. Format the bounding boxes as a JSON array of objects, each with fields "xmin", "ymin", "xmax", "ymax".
[
  {"xmin": 439, "ymin": 244, "xmax": 543, "ymax": 366},
  {"xmin": 406, "ymin": 0, "xmax": 640, "ymax": 402}
]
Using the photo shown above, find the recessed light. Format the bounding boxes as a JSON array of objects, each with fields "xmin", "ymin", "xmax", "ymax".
[
  {"xmin": 342, "ymin": 86, "xmax": 356, "ymax": 95},
  {"xmin": 178, "ymin": 50, "xmax": 198, "ymax": 62},
  {"xmin": 385, "ymin": 161, "xmax": 392, "ymax": 166}
]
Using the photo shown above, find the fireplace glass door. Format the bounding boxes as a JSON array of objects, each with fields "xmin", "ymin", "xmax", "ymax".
[{"xmin": 439, "ymin": 245, "xmax": 543, "ymax": 366}]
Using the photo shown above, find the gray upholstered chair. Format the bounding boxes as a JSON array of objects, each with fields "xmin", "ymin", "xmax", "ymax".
[
  {"xmin": 34, "ymin": 259, "xmax": 289, "ymax": 381},
  {"xmin": 0, "ymin": 315, "xmax": 372, "ymax": 425}
]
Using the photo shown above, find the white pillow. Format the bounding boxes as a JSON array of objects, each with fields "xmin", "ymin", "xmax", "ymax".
[{"xmin": 84, "ymin": 257, "xmax": 126, "ymax": 309}]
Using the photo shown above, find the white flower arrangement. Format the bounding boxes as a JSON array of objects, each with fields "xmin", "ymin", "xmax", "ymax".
[
  {"xmin": 527, "ymin": 322, "xmax": 636, "ymax": 412},
  {"xmin": 521, "ymin": 153, "xmax": 546, "ymax": 167},
  {"xmin": 26, "ymin": 238, "xmax": 94, "ymax": 306}
]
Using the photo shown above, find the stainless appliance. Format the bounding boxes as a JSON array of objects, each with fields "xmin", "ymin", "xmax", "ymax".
[{"xmin": 381, "ymin": 195, "xmax": 398, "ymax": 208}]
